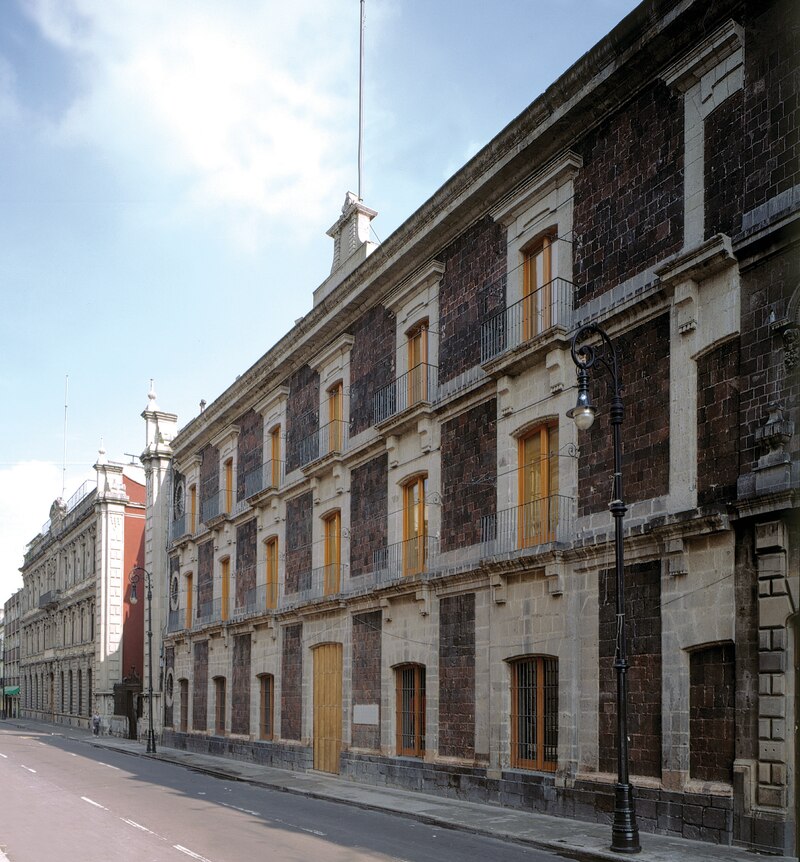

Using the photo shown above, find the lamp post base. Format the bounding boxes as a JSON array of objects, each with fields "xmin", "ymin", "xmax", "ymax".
[{"xmin": 611, "ymin": 782, "xmax": 641, "ymax": 853}]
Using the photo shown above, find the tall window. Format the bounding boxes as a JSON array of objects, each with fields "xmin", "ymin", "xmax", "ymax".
[
  {"xmin": 510, "ymin": 656, "xmax": 558, "ymax": 771},
  {"xmin": 224, "ymin": 459, "xmax": 233, "ymax": 514},
  {"xmin": 68, "ymin": 670, "xmax": 73, "ymax": 715},
  {"xmin": 403, "ymin": 475, "xmax": 428, "ymax": 576},
  {"xmin": 214, "ymin": 677, "xmax": 226, "ymax": 735},
  {"xmin": 185, "ymin": 572, "xmax": 194, "ymax": 629},
  {"xmin": 328, "ymin": 382, "xmax": 343, "ymax": 453},
  {"xmin": 77, "ymin": 669, "xmax": 82, "ymax": 716},
  {"xmin": 189, "ymin": 484, "xmax": 197, "ymax": 533},
  {"xmin": 179, "ymin": 679, "xmax": 189, "ymax": 732},
  {"xmin": 323, "ymin": 511, "xmax": 341, "ymax": 595},
  {"xmin": 87, "ymin": 669, "xmax": 92, "ymax": 717},
  {"xmin": 265, "ymin": 537, "xmax": 278, "ymax": 610},
  {"xmin": 259, "ymin": 674, "xmax": 274, "ymax": 740},
  {"xmin": 220, "ymin": 559, "xmax": 230, "ymax": 622},
  {"xmin": 270, "ymin": 425, "xmax": 281, "ymax": 488},
  {"xmin": 407, "ymin": 321, "xmax": 428, "ymax": 405},
  {"xmin": 396, "ymin": 664, "xmax": 426, "ymax": 757},
  {"xmin": 522, "ymin": 234, "xmax": 555, "ymax": 340},
  {"xmin": 60, "ymin": 671, "xmax": 65, "ymax": 713},
  {"xmin": 518, "ymin": 423, "xmax": 559, "ymax": 547}
]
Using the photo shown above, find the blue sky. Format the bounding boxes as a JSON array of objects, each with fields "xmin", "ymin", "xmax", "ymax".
[{"xmin": 0, "ymin": 0, "xmax": 639, "ymax": 604}]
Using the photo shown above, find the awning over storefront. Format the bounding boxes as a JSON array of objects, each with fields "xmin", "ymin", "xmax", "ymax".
[{"xmin": 3, "ymin": 686, "xmax": 20, "ymax": 696}]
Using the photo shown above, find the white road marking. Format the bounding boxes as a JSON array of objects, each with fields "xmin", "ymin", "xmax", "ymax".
[
  {"xmin": 267, "ymin": 815, "xmax": 326, "ymax": 837},
  {"xmin": 173, "ymin": 846, "xmax": 214, "ymax": 862},
  {"xmin": 121, "ymin": 818, "xmax": 154, "ymax": 834},
  {"xmin": 68, "ymin": 753, "xmax": 78, "ymax": 757},
  {"xmin": 219, "ymin": 801, "xmax": 260, "ymax": 816},
  {"xmin": 0, "ymin": 752, "xmax": 7, "ymax": 758},
  {"xmin": 81, "ymin": 796, "xmax": 109, "ymax": 810},
  {"xmin": 20, "ymin": 765, "xmax": 36, "ymax": 773},
  {"xmin": 99, "ymin": 762, "xmax": 121, "ymax": 770}
]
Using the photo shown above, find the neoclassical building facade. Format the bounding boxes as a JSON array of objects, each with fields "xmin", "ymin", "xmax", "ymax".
[
  {"xmin": 19, "ymin": 455, "xmax": 146, "ymax": 735},
  {"xmin": 143, "ymin": 0, "xmax": 797, "ymax": 854}
]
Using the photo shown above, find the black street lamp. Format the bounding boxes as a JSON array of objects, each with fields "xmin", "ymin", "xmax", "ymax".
[
  {"xmin": 129, "ymin": 566, "xmax": 157, "ymax": 754},
  {"xmin": 568, "ymin": 323, "xmax": 640, "ymax": 855}
]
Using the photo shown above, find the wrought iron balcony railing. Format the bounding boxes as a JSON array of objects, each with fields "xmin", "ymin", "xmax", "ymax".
[
  {"xmin": 371, "ymin": 535, "xmax": 440, "ymax": 583},
  {"xmin": 297, "ymin": 420, "xmax": 349, "ymax": 467},
  {"xmin": 481, "ymin": 278, "xmax": 573, "ymax": 364},
  {"xmin": 480, "ymin": 495, "xmax": 573, "ymax": 555},
  {"xmin": 373, "ymin": 363, "xmax": 438, "ymax": 425},
  {"xmin": 281, "ymin": 563, "xmax": 349, "ymax": 608},
  {"xmin": 200, "ymin": 489, "xmax": 238, "ymax": 524},
  {"xmin": 243, "ymin": 459, "xmax": 285, "ymax": 498}
]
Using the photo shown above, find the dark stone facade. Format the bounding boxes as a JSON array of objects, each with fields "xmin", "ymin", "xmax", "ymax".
[
  {"xmin": 236, "ymin": 408, "xmax": 262, "ymax": 501},
  {"xmin": 440, "ymin": 400, "xmax": 496, "ymax": 553},
  {"xmin": 231, "ymin": 634, "xmax": 251, "ymax": 736},
  {"xmin": 162, "ymin": 729, "xmax": 312, "ymax": 772},
  {"xmin": 578, "ymin": 313, "xmax": 671, "ymax": 516},
  {"xmin": 281, "ymin": 624, "xmax": 302, "ymax": 741},
  {"xmin": 438, "ymin": 215, "xmax": 506, "ymax": 384},
  {"xmin": 689, "ymin": 643, "xmax": 735, "ymax": 782},
  {"xmin": 697, "ymin": 339, "xmax": 740, "ymax": 507},
  {"xmin": 164, "ymin": 645, "xmax": 174, "ymax": 728},
  {"xmin": 199, "ymin": 443, "xmax": 219, "ymax": 511},
  {"xmin": 349, "ymin": 306, "xmax": 396, "ymax": 436},
  {"xmin": 285, "ymin": 492, "xmax": 313, "ymax": 593},
  {"xmin": 739, "ymin": 248, "xmax": 800, "ymax": 477},
  {"xmin": 197, "ymin": 540, "xmax": 214, "ymax": 618},
  {"xmin": 573, "ymin": 81, "xmax": 683, "ymax": 306},
  {"xmin": 351, "ymin": 611, "xmax": 382, "ymax": 750},
  {"xmin": 192, "ymin": 640, "xmax": 208, "ymax": 732},
  {"xmin": 438, "ymin": 593, "xmax": 475, "ymax": 759},
  {"xmin": 349, "ymin": 455, "xmax": 388, "ymax": 578},
  {"xmin": 742, "ymin": 1, "xmax": 800, "ymax": 218},
  {"xmin": 286, "ymin": 365, "xmax": 319, "ymax": 472},
  {"xmin": 599, "ymin": 561, "xmax": 661, "ymax": 778},
  {"xmin": 705, "ymin": 92, "xmax": 744, "ymax": 240},
  {"xmin": 235, "ymin": 519, "xmax": 257, "ymax": 608}
]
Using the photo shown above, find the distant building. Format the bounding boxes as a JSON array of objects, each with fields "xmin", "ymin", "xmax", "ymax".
[
  {"xmin": 144, "ymin": 0, "xmax": 797, "ymax": 855},
  {"xmin": 19, "ymin": 452, "xmax": 146, "ymax": 736},
  {"xmin": 3, "ymin": 590, "xmax": 21, "ymax": 718}
]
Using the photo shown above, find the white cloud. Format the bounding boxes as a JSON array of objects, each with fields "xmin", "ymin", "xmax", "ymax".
[{"xmin": 24, "ymin": 0, "xmax": 364, "ymax": 248}]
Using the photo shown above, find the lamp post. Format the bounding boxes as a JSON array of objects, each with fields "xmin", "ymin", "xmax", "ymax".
[
  {"xmin": 568, "ymin": 323, "xmax": 640, "ymax": 854},
  {"xmin": 129, "ymin": 566, "xmax": 156, "ymax": 754}
]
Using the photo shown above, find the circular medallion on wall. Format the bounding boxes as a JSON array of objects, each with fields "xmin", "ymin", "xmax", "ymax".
[{"xmin": 164, "ymin": 669, "xmax": 174, "ymax": 707}]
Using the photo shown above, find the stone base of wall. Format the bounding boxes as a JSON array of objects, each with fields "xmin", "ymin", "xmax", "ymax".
[
  {"xmin": 340, "ymin": 753, "xmax": 738, "ymax": 848},
  {"xmin": 161, "ymin": 729, "xmax": 312, "ymax": 772}
]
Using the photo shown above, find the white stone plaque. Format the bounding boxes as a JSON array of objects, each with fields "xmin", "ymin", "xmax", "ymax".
[{"xmin": 353, "ymin": 704, "xmax": 379, "ymax": 725}]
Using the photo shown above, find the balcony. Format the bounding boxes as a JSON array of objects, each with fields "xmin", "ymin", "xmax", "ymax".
[
  {"xmin": 367, "ymin": 535, "xmax": 440, "ymax": 584},
  {"xmin": 373, "ymin": 364, "xmax": 438, "ymax": 429},
  {"xmin": 480, "ymin": 495, "xmax": 573, "ymax": 557},
  {"xmin": 243, "ymin": 459, "xmax": 285, "ymax": 504},
  {"xmin": 200, "ymin": 489, "xmax": 241, "ymax": 527},
  {"xmin": 481, "ymin": 278, "xmax": 573, "ymax": 374},
  {"xmin": 38, "ymin": 590, "xmax": 61, "ymax": 610},
  {"xmin": 281, "ymin": 563, "xmax": 350, "ymax": 609},
  {"xmin": 298, "ymin": 420, "xmax": 349, "ymax": 474}
]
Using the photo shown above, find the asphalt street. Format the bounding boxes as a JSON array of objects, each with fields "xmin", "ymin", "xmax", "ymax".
[{"xmin": 0, "ymin": 726, "xmax": 566, "ymax": 862}]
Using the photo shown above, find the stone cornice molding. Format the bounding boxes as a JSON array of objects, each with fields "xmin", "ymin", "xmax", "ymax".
[
  {"xmin": 661, "ymin": 19, "xmax": 743, "ymax": 93},
  {"xmin": 308, "ymin": 334, "xmax": 355, "ymax": 374},
  {"xmin": 384, "ymin": 260, "xmax": 445, "ymax": 316},
  {"xmin": 655, "ymin": 233, "xmax": 737, "ymax": 287}
]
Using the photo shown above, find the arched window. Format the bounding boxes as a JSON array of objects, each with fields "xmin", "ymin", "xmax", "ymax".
[{"xmin": 508, "ymin": 655, "xmax": 558, "ymax": 772}]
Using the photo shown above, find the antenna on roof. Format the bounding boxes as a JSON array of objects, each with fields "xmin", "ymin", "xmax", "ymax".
[
  {"xmin": 62, "ymin": 374, "xmax": 69, "ymax": 498},
  {"xmin": 358, "ymin": 0, "xmax": 365, "ymax": 200}
]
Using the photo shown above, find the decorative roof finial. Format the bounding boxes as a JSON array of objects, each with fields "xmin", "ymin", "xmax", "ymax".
[{"xmin": 147, "ymin": 379, "xmax": 158, "ymax": 411}]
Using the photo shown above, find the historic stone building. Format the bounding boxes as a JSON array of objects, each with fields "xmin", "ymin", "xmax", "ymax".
[
  {"xmin": 19, "ymin": 454, "xmax": 146, "ymax": 736},
  {"xmin": 144, "ymin": 0, "xmax": 797, "ymax": 854},
  {"xmin": 3, "ymin": 591, "xmax": 21, "ymax": 718}
]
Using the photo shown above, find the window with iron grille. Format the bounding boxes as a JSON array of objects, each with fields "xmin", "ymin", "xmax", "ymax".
[
  {"xmin": 259, "ymin": 674, "xmax": 274, "ymax": 740},
  {"xmin": 510, "ymin": 656, "xmax": 558, "ymax": 771},
  {"xmin": 395, "ymin": 664, "xmax": 426, "ymax": 757},
  {"xmin": 214, "ymin": 676, "xmax": 226, "ymax": 735},
  {"xmin": 179, "ymin": 679, "xmax": 188, "ymax": 732}
]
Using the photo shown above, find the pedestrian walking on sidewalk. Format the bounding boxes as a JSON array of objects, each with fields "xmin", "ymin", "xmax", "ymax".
[{"xmin": 92, "ymin": 713, "xmax": 101, "ymax": 736}]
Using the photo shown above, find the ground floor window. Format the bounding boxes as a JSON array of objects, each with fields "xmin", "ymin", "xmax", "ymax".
[
  {"xmin": 395, "ymin": 664, "xmax": 425, "ymax": 757},
  {"xmin": 259, "ymin": 674, "xmax": 274, "ymax": 740},
  {"xmin": 510, "ymin": 655, "xmax": 558, "ymax": 771},
  {"xmin": 179, "ymin": 679, "xmax": 189, "ymax": 732},
  {"xmin": 214, "ymin": 677, "xmax": 226, "ymax": 735}
]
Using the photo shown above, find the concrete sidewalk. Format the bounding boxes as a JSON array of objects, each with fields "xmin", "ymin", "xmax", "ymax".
[{"xmin": 5, "ymin": 718, "xmax": 763, "ymax": 862}]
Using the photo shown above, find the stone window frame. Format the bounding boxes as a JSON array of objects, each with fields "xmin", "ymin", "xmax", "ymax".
[
  {"xmin": 394, "ymin": 663, "xmax": 426, "ymax": 758},
  {"xmin": 178, "ymin": 678, "xmax": 189, "ymax": 733},
  {"xmin": 490, "ymin": 151, "xmax": 581, "ymax": 312},
  {"xmin": 506, "ymin": 654, "xmax": 559, "ymax": 772}
]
